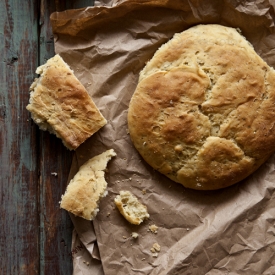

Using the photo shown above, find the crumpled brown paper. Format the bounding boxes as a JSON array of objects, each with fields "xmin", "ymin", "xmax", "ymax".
[
  {"xmin": 51, "ymin": 1, "xmax": 275, "ymax": 274},
  {"xmin": 70, "ymin": 228, "xmax": 104, "ymax": 275}
]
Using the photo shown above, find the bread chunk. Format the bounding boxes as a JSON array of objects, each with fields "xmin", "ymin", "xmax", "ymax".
[
  {"xmin": 128, "ymin": 24, "xmax": 275, "ymax": 190},
  {"xmin": 26, "ymin": 54, "xmax": 107, "ymax": 150},
  {"xmin": 114, "ymin": 190, "xmax": 149, "ymax": 225},
  {"xmin": 60, "ymin": 149, "xmax": 116, "ymax": 220}
]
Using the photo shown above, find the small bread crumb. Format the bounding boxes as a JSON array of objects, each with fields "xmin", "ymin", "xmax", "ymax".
[
  {"xmin": 131, "ymin": 232, "xmax": 139, "ymax": 239},
  {"xmin": 152, "ymin": 252, "xmax": 158, "ymax": 258},
  {"xmin": 150, "ymin": 243, "xmax": 161, "ymax": 253},
  {"xmin": 149, "ymin": 224, "xmax": 158, "ymax": 234},
  {"xmin": 142, "ymin": 189, "xmax": 147, "ymax": 195}
]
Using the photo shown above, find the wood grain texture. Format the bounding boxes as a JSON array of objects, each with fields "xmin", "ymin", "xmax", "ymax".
[
  {"xmin": 38, "ymin": 1, "xmax": 74, "ymax": 274},
  {"xmin": 1, "ymin": 0, "xmax": 95, "ymax": 274},
  {"xmin": 0, "ymin": 1, "xmax": 40, "ymax": 274}
]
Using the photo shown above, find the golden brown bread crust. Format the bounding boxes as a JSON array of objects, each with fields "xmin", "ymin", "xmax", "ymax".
[
  {"xmin": 128, "ymin": 24, "xmax": 275, "ymax": 190},
  {"xmin": 114, "ymin": 190, "xmax": 150, "ymax": 225},
  {"xmin": 26, "ymin": 54, "xmax": 107, "ymax": 150},
  {"xmin": 60, "ymin": 149, "xmax": 116, "ymax": 220}
]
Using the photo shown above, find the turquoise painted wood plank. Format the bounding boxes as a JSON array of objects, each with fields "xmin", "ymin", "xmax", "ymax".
[
  {"xmin": 0, "ymin": 1, "xmax": 40, "ymax": 274},
  {"xmin": 0, "ymin": 1, "xmax": 97, "ymax": 274}
]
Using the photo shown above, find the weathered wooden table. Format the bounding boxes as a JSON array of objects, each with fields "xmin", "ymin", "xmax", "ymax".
[{"xmin": 1, "ymin": 1, "xmax": 93, "ymax": 274}]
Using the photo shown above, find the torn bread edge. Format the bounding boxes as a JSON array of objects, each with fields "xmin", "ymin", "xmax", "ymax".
[
  {"xmin": 60, "ymin": 149, "xmax": 116, "ymax": 220},
  {"xmin": 114, "ymin": 190, "xmax": 150, "ymax": 225},
  {"xmin": 26, "ymin": 54, "xmax": 107, "ymax": 150}
]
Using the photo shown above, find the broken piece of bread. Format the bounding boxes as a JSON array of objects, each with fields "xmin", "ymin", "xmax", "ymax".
[
  {"xmin": 114, "ymin": 190, "xmax": 149, "ymax": 225},
  {"xmin": 60, "ymin": 149, "xmax": 116, "ymax": 220},
  {"xmin": 26, "ymin": 54, "xmax": 107, "ymax": 150}
]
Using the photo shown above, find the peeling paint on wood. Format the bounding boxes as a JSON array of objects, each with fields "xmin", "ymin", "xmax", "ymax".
[
  {"xmin": 0, "ymin": 0, "xmax": 40, "ymax": 274},
  {"xmin": 0, "ymin": 0, "xmax": 94, "ymax": 274}
]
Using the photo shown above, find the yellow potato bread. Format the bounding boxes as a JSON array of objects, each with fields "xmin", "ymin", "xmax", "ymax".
[
  {"xmin": 26, "ymin": 54, "xmax": 107, "ymax": 150},
  {"xmin": 60, "ymin": 149, "xmax": 116, "ymax": 220},
  {"xmin": 114, "ymin": 190, "xmax": 149, "ymax": 225},
  {"xmin": 128, "ymin": 24, "xmax": 275, "ymax": 190}
]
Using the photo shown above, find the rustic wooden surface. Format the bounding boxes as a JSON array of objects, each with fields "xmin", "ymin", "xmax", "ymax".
[{"xmin": 0, "ymin": 0, "xmax": 94, "ymax": 274}]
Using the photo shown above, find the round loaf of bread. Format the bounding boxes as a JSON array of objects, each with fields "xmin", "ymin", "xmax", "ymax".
[{"xmin": 128, "ymin": 24, "xmax": 275, "ymax": 190}]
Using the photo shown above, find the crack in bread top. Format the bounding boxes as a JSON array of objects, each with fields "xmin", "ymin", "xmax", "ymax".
[{"xmin": 128, "ymin": 24, "xmax": 275, "ymax": 190}]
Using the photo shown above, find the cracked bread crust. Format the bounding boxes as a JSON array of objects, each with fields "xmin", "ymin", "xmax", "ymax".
[
  {"xmin": 26, "ymin": 54, "xmax": 107, "ymax": 150},
  {"xmin": 128, "ymin": 24, "xmax": 275, "ymax": 190}
]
